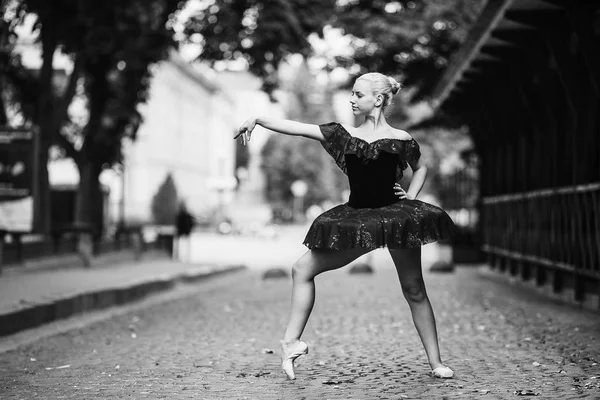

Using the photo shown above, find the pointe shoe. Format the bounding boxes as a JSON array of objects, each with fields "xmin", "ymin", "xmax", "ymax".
[
  {"xmin": 280, "ymin": 340, "xmax": 308, "ymax": 380},
  {"xmin": 431, "ymin": 366, "xmax": 454, "ymax": 379}
]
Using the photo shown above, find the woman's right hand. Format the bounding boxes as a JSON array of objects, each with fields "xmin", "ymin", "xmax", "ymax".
[
  {"xmin": 394, "ymin": 183, "xmax": 410, "ymax": 199},
  {"xmin": 234, "ymin": 118, "xmax": 256, "ymax": 146}
]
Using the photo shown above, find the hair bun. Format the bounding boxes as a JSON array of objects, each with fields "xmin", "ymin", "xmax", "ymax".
[{"xmin": 388, "ymin": 77, "xmax": 401, "ymax": 94}]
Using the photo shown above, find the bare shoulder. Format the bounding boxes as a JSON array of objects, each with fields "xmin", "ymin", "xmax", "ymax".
[
  {"xmin": 389, "ymin": 128, "xmax": 413, "ymax": 141},
  {"xmin": 340, "ymin": 123, "xmax": 355, "ymax": 134}
]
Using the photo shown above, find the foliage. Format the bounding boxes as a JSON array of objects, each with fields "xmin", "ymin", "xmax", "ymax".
[
  {"xmin": 3, "ymin": 0, "xmax": 182, "ymax": 165},
  {"xmin": 184, "ymin": 0, "xmax": 335, "ymax": 95},
  {"xmin": 184, "ymin": 0, "xmax": 485, "ymax": 98},
  {"xmin": 151, "ymin": 173, "xmax": 180, "ymax": 225},
  {"xmin": 332, "ymin": 0, "xmax": 485, "ymax": 97},
  {"xmin": 0, "ymin": 6, "xmax": 38, "ymax": 125},
  {"xmin": 56, "ymin": 0, "xmax": 182, "ymax": 168}
]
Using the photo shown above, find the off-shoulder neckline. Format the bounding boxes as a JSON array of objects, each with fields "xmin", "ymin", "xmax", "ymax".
[{"xmin": 337, "ymin": 123, "xmax": 415, "ymax": 145}]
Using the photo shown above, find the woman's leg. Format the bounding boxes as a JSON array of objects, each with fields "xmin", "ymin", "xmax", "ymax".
[
  {"xmin": 283, "ymin": 247, "xmax": 369, "ymax": 343},
  {"xmin": 281, "ymin": 247, "xmax": 370, "ymax": 379},
  {"xmin": 388, "ymin": 248, "xmax": 448, "ymax": 371}
]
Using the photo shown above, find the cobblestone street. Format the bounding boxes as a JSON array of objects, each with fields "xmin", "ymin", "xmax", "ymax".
[{"xmin": 1, "ymin": 250, "xmax": 599, "ymax": 400}]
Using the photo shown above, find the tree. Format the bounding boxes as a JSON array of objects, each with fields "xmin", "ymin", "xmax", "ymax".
[
  {"xmin": 1, "ymin": 0, "xmax": 83, "ymax": 234},
  {"xmin": 2, "ymin": 0, "xmax": 184, "ymax": 241},
  {"xmin": 61, "ymin": 0, "xmax": 182, "ymax": 241},
  {"xmin": 151, "ymin": 173, "xmax": 179, "ymax": 225}
]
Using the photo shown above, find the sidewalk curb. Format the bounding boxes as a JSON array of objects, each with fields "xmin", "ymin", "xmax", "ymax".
[{"xmin": 0, "ymin": 264, "xmax": 246, "ymax": 337}]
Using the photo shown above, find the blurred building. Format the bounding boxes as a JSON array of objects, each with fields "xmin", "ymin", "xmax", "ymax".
[
  {"xmin": 213, "ymin": 70, "xmax": 285, "ymax": 226},
  {"xmin": 117, "ymin": 51, "xmax": 237, "ymax": 224}
]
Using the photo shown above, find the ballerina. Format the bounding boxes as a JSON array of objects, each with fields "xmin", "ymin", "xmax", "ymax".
[{"xmin": 235, "ymin": 72, "xmax": 456, "ymax": 380}]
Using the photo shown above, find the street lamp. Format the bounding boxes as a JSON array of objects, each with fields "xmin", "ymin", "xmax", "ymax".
[{"xmin": 290, "ymin": 179, "xmax": 308, "ymax": 223}]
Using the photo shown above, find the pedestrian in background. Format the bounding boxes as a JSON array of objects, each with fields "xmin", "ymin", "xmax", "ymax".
[
  {"xmin": 236, "ymin": 72, "xmax": 457, "ymax": 381},
  {"xmin": 174, "ymin": 202, "xmax": 195, "ymax": 263}
]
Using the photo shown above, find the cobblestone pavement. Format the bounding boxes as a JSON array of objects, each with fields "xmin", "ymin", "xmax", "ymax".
[{"xmin": 1, "ymin": 255, "xmax": 599, "ymax": 399}]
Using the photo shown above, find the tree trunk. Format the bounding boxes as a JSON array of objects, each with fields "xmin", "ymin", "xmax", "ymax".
[
  {"xmin": 35, "ymin": 23, "xmax": 58, "ymax": 235},
  {"xmin": 0, "ymin": 82, "xmax": 8, "ymax": 125},
  {"xmin": 75, "ymin": 161, "xmax": 103, "ymax": 267},
  {"xmin": 73, "ymin": 57, "xmax": 111, "ymax": 266}
]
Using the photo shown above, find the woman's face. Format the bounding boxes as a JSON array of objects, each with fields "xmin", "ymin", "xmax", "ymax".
[{"xmin": 350, "ymin": 79, "xmax": 380, "ymax": 116}]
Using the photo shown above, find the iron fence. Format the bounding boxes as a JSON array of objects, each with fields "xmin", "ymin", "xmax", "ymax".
[{"xmin": 482, "ymin": 182, "xmax": 600, "ymax": 279}]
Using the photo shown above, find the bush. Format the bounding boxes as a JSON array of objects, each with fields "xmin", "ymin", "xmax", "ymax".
[{"xmin": 151, "ymin": 173, "xmax": 179, "ymax": 225}]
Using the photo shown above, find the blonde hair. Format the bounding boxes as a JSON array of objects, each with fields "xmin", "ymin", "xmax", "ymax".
[{"xmin": 356, "ymin": 73, "xmax": 402, "ymax": 113}]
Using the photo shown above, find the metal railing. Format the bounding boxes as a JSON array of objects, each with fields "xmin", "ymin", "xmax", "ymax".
[{"xmin": 482, "ymin": 182, "xmax": 600, "ymax": 278}]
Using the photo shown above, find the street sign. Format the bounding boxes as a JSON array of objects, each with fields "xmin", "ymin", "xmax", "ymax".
[{"xmin": 0, "ymin": 127, "xmax": 38, "ymax": 232}]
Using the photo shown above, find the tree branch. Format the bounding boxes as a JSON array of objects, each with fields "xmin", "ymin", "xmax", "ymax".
[{"xmin": 52, "ymin": 54, "xmax": 83, "ymax": 132}]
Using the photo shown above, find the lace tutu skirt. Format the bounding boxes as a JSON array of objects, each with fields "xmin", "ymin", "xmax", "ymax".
[{"xmin": 303, "ymin": 199, "xmax": 456, "ymax": 250}]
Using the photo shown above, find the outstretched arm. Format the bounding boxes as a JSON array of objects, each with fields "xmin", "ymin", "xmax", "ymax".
[{"xmin": 235, "ymin": 117, "xmax": 325, "ymax": 145}]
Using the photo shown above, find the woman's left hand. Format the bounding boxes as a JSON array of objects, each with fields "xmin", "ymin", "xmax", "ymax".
[{"xmin": 394, "ymin": 183, "xmax": 413, "ymax": 200}]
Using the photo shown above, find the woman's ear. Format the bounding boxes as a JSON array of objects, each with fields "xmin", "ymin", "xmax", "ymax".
[{"xmin": 375, "ymin": 94, "xmax": 383, "ymax": 107}]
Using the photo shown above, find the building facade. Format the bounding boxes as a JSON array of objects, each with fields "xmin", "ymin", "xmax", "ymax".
[{"xmin": 119, "ymin": 51, "xmax": 237, "ymax": 224}]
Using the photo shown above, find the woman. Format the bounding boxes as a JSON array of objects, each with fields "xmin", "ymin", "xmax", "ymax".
[{"xmin": 235, "ymin": 72, "xmax": 456, "ymax": 380}]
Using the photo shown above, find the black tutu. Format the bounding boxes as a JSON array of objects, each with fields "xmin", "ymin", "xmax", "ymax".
[
  {"xmin": 303, "ymin": 199, "xmax": 456, "ymax": 250},
  {"xmin": 302, "ymin": 122, "xmax": 457, "ymax": 251}
]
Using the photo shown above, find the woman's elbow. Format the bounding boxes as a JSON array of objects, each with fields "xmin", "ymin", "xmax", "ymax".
[{"xmin": 413, "ymin": 165, "xmax": 427, "ymax": 175}]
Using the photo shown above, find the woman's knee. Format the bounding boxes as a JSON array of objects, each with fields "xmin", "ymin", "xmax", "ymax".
[
  {"xmin": 401, "ymin": 278, "xmax": 427, "ymax": 303},
  {"xmin": 291, "ymin": 258, "xmax": 316, "ymax": 282}
]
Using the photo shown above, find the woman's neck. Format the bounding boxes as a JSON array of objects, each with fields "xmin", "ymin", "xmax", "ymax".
[{"xmin": 361, "ymin": 113, "xmax": 388, "ymax": 131}]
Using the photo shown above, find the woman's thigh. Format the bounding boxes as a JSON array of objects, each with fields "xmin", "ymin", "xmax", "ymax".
[
  {"xmin": 387, "ymin": 248, "xmax": 425, "ymax": 289},
  {"xmin": 294, "ymin": 247, "xmax": 372, "ymax": 279}
]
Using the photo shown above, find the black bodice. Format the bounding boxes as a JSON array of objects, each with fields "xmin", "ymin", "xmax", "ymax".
[
  {"xmin": 346, "ymin": 152, "xmax": 400, "ymax": 208},
  {"xmin": 318, "ymin": 122, "xmax": 422, "ymax": 209}
]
